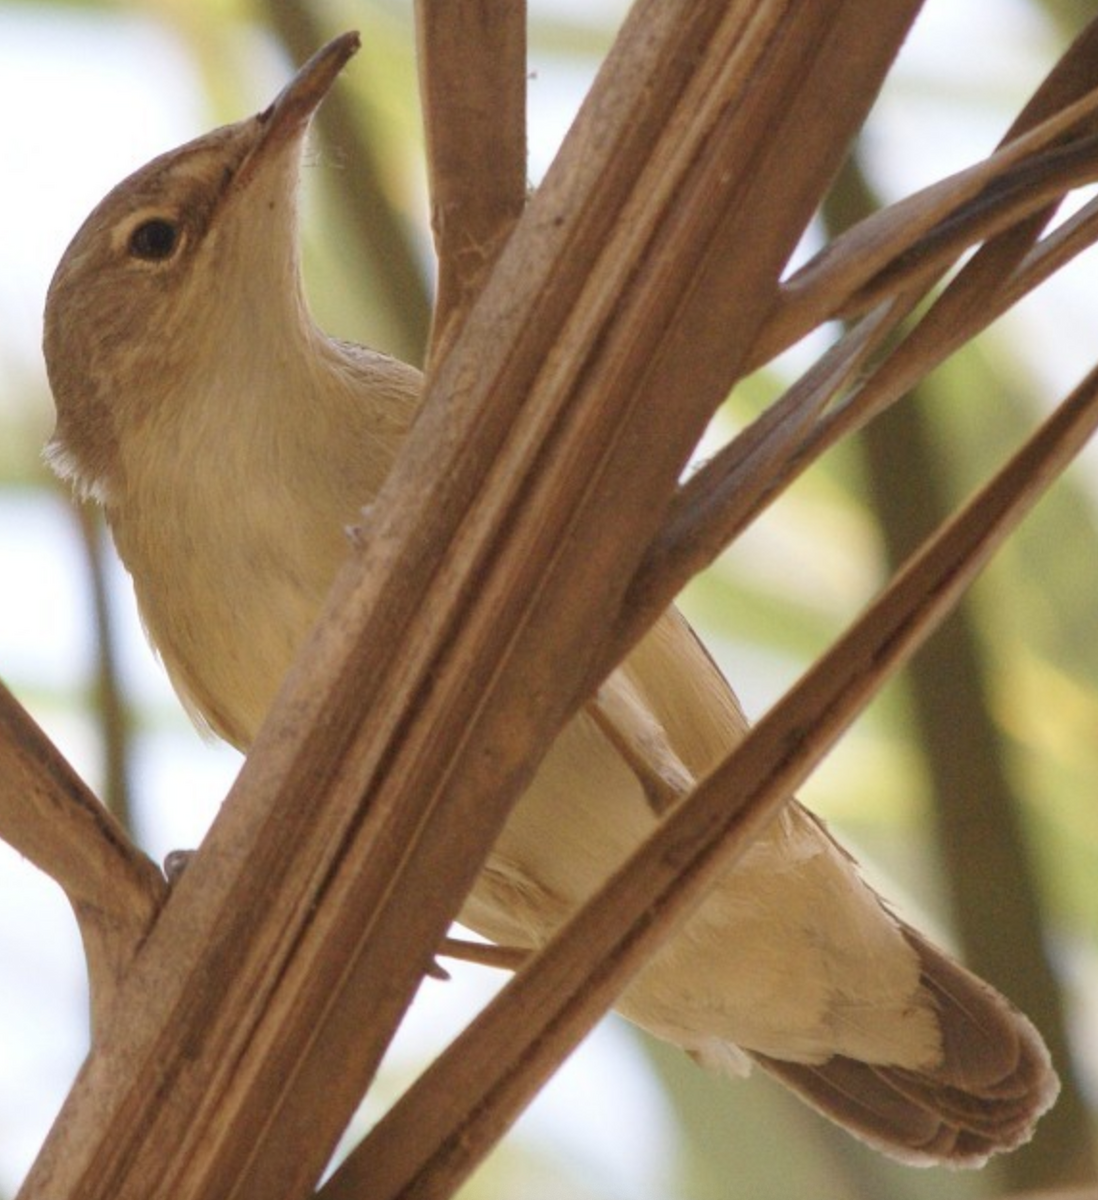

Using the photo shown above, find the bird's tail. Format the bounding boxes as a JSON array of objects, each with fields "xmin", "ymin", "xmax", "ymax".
[{"xmin": 752, "ymin": 923, "xmax": 1060, "ymax": 1167}]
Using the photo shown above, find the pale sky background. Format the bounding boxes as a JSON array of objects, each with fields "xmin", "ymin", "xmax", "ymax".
[{"xmin": 0, "ymin": 1, "xmax": 1094, "ymax": 1195}]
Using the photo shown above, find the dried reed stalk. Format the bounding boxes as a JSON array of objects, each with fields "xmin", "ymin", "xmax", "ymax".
[
  {"xmin": 323, "ymin": 350, "xmax": 1098, "ymax": 1200},
  {"xmin": 416, "ymin": 0, "xmax": 527, "ymax": 363},
  {"xmin": 618, "ymin": 21, "xmax": 1098, "ymax": 659},
  {"xmin": 0, "ymin": 681, "xmax": 165, "ymax": 1033}
]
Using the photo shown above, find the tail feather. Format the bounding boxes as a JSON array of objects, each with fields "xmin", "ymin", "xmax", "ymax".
[{"xmin": 752, "ymin": 925, "xmax": 1059, "ymax": 1167}]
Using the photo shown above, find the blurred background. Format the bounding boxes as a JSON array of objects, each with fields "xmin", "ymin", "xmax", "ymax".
[{"xmin": 1, "ymin": 1, "xmax": 1097, "ymax": 1197}]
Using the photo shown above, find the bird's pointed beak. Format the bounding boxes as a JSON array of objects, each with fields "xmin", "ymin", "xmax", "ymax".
[{"xmin": 236, "ymin": 31, "xmax": 360, "ymax": 186}]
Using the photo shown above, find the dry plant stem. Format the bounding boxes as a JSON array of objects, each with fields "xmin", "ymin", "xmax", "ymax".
[
  {"xmin": 835, "ymin": 12, "xmax": 1098, "ymax": 328},
  {"xmin": 750, "ymin": 16, "xmax": 1098, "ymax": 366},
  {"xmin": 1009, "ymin": 192, "xmax": 1098, "ymax": 303},
  {"xmin": 590, "ymin": 682, "xmax": 694, "ymax": 815},
  {"xmin": 75, "ymin": 502, "xmax": 133, "ymax": 831},
  {"xmin": 765, "ymin": 98, "xmax": 1098, "ymax": 361},
  {"xmin": 322, "ymin": 358, "xmax": 1098, "ymax": 1200},
  {"xmin": 623, "ymin": 252, "xmax": 1009, "ymax": 654},
  {"xmin": 750, "ymin": 83, "xmax": 1098, "ymax": 366},
  {"xmin": 778, "ymin": 196, "xmax": 1081, "ymax": 489},
  {"xmin": 18, "ymin": 6, "xmax": 924, "ymax": 1200},
  {"xmin": 0, "ymin": 680, "xmax": 165, "ymax": 1036},
  {"xmin": 832, "ymin": 131, "xmax": 1098, "ymax": 316},
  {"xmin": 416, "ymin": 0, "xmax": 527, "ymax": 365},
  {"xmin": 617, "ymin": 35, "xmax": 1098, "ymax": 658},
  {"xmin": 640, "ymin": 207, "xmax": 1045, "ymax": 628},
  {"xmin": 610, "ymin": 302, "xmax": 903, "ymax": 667},
  {"xmin": 417, "ymin": 0, "xmax": 684, "ymax": 844}
]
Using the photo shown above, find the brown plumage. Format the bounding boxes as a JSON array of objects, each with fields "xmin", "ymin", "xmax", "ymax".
[{"xmin": 756, "ymin": 924, "xmax": 1058, "ymax": 1165}]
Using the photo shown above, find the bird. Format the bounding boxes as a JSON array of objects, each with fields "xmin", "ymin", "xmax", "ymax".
[{"xmin": 42, "ymin": 31, "xmax": 1059, "ymax": 1167}]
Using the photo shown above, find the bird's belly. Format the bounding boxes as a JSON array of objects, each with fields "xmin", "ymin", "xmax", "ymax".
[
  {"xmin": 459, "ymin": 708, "xmax": 936, "ymax": 1069},
  {"xmin": 456, "ymin": 709, "xmax": 794, "ymax": 1050},
  {"xmin": 115, "ymin": 503, "xmax": 336, "ymax": 748}
]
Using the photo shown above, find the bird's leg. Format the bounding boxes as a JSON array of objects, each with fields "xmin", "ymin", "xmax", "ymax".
[{"xmin": 436, "ymin": 936, "xmax": 530, "ymax": 972}]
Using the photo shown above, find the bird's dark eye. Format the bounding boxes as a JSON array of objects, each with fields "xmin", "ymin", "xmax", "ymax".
[{"xmin": 128, "ymin": 218, "xmax": 180, "ymax": 261}]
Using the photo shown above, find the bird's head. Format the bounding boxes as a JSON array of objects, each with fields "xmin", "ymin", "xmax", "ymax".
[{"xmin": 42, "ymin": 31, "xmax": 360, "ymax": 500}]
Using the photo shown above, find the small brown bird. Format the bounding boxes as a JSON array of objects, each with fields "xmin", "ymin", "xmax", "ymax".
[{"xmin": 43, "ymin": 33, "xmax": 1059, "ymax": 1166}]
